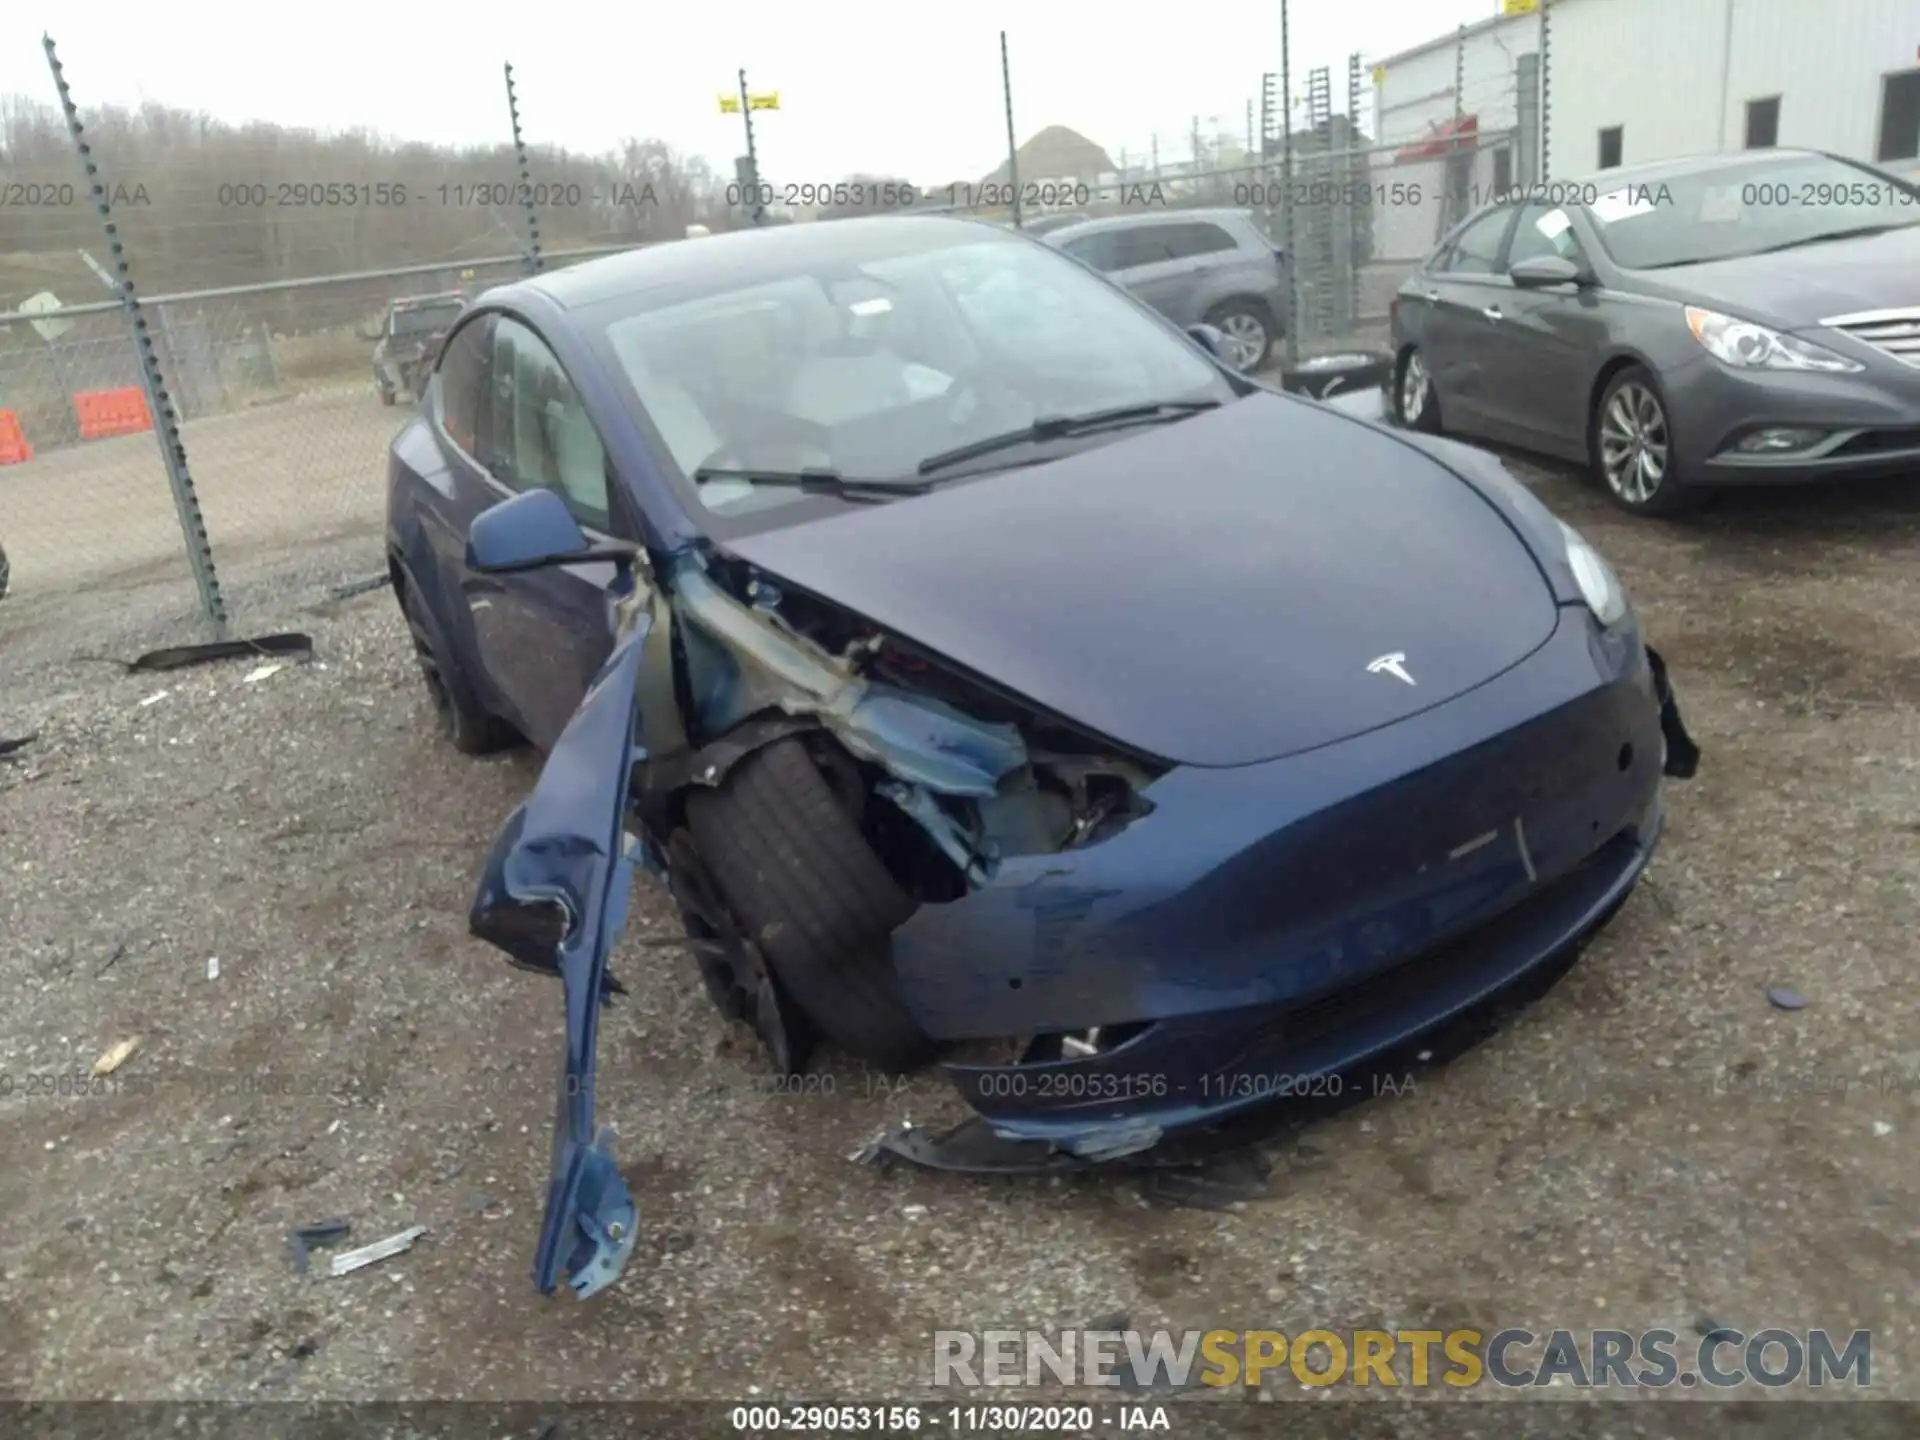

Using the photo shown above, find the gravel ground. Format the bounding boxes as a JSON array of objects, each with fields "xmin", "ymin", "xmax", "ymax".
[{"xmin": 1, "ymin": 445, "xmax": 1917, "ymax": 1413}]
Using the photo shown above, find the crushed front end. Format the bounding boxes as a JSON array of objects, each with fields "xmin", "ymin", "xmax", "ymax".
[{"xmin": 464, "ymin": 537, "xmax": 1698, "ymax": 1297}]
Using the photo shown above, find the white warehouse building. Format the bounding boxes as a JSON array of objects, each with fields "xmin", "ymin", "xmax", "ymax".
[
  {"xmin": 1544, "ymin": 0, "xmax": 1920, "ymax": 181},
  {"xmin": 1369, "ymin": 9, "xmax": 1543, "ymax": 262},
  {"xmin": 1369, "ymin": 0, "xmax": 1920, "ymax": 261}
]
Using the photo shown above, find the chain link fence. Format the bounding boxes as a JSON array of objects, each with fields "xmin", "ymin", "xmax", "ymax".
[
  {"xmin": 1, "ymin": 18, "xmax": 1542, "ymax": 645},
  {"xmin": 0, "ymin": 246, "xmax": 633, "ymax": 633}
]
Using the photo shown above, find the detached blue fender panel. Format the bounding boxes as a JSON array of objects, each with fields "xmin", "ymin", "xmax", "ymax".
[{"xmin": 467, "ymin": 607, "xmax": 651, "ymax": 1298}]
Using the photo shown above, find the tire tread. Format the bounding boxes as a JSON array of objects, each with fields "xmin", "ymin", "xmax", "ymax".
[{"xmin": 686, "ymin": 737, "xmax": 935, "ymax": 1070}]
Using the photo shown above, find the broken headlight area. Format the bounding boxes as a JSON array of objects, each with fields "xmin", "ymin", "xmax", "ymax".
[
  {"xmin": 669, "ymin": 553, "xmax": 1166, "ymax": 896},
  {"xmin": 1644, "ymin": 645, "xmax": 1700, "ymax": 780}
]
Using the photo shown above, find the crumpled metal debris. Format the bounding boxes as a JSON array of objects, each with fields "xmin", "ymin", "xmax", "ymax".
[
  {"xmin": 850, "ymin": 1118, "xmax": 1085, "ymax": 1176},
  {"xmin": 326, "ymin": 1223, "xmax": 427, "ymax": 1277},
  {"xmin": 851, "ymin": 1117, "xmax": 1278, "ymax": 1210}
]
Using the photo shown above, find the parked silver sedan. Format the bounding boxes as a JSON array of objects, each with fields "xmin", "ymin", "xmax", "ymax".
[{"xmin": 1389, "ymin": 149, "xmax": 1920, "ymax": 516}]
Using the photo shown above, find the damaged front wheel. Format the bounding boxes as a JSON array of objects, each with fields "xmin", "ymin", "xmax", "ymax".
[{"xmin": 685, "ymin": 736, "xmax": 939, "ymax": 1073}]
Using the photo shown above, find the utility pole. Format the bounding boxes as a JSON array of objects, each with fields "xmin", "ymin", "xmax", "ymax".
[
  {"xmin": 1246, "ymin": 99, "xmax": 1254, "ymax": 159},
  {"xmin": 1151, "ymin": 133, "xmax": 1160, "ymax": 177},
  {"xmin": 1191, "ymin": 114, "xmax": 1202, "ymax": 172},
  {"xmin": 1000, "ymin": 31, "xmax": 1022, "ymax": 228},
  {"xmin": 738, "ymin": 69, "xmax": 764, "ymax": 225}
]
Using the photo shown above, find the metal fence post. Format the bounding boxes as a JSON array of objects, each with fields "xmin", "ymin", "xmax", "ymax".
[
  {"xmin": 503, "ymin": 63, "xmax": 545, "ymax": 275},
  {"xmin": 999, "ymin": 32, "xmax": 1022, "ymax": 229},
  {"xmin": 1279, "ymin": 0, "xmax": 1299, "ymax": 369},
  {"xmin": 1343, "ymin": 52, "xmax": 1363, "ymax": 335},
  {"xmin": 43, "ymin": 33, "xmax": 228, "ymax": 639},
  {"xmin": 1539, "ymin": 0, "xmax": 1553, "ymax": 183}
]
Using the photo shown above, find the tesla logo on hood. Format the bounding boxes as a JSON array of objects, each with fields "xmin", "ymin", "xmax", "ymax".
[{"xmin": 1368, "ymin": 652, "xmax": 1416, "ymax": 686}]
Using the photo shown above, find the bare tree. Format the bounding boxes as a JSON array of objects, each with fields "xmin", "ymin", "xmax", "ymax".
[{"xmin": 0, "ymin": 93, "xmax": 733, "ymax": 298}]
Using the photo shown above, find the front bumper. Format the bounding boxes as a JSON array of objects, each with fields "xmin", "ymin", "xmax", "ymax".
[
  {"xmin": 1667, "ymin": 350, "xmax": 1920, "ymax": 486},
  {"xmin": 888, "ymin": 611, "xmax": 1688, "ymax": 1158},
  {"xmin": 468, "ymin": 570, "xmax": 1697, "ymax": 1294}
]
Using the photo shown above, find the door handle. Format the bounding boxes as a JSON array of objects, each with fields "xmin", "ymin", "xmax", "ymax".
[{"xmin": 1482, "ymin": 305, "xmax": 1503, "ymax": 321}]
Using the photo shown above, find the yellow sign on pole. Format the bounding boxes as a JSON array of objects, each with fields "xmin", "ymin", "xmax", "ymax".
[
  {"xmin": 1370, "ymin": 63, "xmax": 1387, "ymax": 85},
  {"xmin": 1501, "ymin": 0, "xmax": 1539, "ymax": 15},
  {"xmin": 748, "ymin": 91, "xmax": 780, "ymax": 111},
  {"xmin": 718, "ymin": 94, "xmax": 741, "ymax": 113}
]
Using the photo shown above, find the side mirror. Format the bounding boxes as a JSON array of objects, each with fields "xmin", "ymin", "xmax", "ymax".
[
  {"xmin": 1510, "ymin": 255, "xmax": 1586, "ymax": 289},
  {"xmin": 466, "ymin": 488, "xmax": 633, "ymax": 574},
  {"xmin": 1186, "ymin": 323, "xmax": 1233, "ymax": 364}
]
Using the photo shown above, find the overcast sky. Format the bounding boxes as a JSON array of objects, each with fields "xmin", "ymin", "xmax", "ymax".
[{"xmin": 1, "ymin": 0, "xmax": 1501, "ymax": 184}]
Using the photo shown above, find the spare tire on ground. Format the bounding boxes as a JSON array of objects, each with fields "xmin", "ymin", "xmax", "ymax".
[{"xmin": 1279, "ymin": 350, "xmax": 1394, "ymax": 401}]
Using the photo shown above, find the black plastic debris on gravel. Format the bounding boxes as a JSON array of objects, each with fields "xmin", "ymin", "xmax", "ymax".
[
  {"xmin": 128, "ymin": 633, "xmax": 313, "ymax": 673},
  {"xmin": 288, "ymin": 1217, "xmax": 352, "ymax": 1275}
]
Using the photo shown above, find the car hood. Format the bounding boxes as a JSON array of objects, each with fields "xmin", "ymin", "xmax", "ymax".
[
  {"xmin": 720, "ymin": 392, "xmax": 1560, "ymax": 768},
  {"xmin": 1641, "ymin": 224, "xmax": 1920, "ymax": 329}
]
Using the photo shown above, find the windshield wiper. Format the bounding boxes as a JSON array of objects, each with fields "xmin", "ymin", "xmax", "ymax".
[
  {"xmin": 1747, "ymin": 221, "xmax": 1918, "ymax": 256},
  {"xmin": 915, "ymin": 399, "xmax": 1222, "ymax": 476},
  {"xmin": 691, "ymin": 465, "xmax": 932, "ymax": 503}
]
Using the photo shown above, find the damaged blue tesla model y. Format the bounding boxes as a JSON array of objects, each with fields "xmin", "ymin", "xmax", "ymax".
[{"xmin": 383, "ymin": 215, "xmax": 1699, "ymax": 1300}]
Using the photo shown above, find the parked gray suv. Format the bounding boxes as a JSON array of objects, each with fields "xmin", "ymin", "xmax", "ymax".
[{"xmin": 1041, "ymin": 208, "xmax": 1290, "ymax": 371}]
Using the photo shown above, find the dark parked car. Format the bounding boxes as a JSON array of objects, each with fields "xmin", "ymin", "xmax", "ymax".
[
  {"xmin": 1043, "ymin": 208, "xmax": 1290, "ymax": 372},
  {"xmin": 371, "ymin": 292, "xmax": 466, "ymax": 405},
  {"xmin": 383, "ymin": 214, "xmax": 1696, "ymax": 1300},
  {"xmin": 1389, "ymin": 149, "xmax": 1920, "ymax": 515}
]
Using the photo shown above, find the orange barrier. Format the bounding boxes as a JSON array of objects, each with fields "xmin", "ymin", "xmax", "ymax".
[
  {"xmin": 73, "ymin": 387, "xmax": 152, "ymax": 440},
  {"xmin": 0, "ymin": 409, "xmax": 30, "ymax": 465}
]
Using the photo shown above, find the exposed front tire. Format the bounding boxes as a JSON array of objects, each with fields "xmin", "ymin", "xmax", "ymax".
[
  {"xmin": 1395, "ymin": 346, "xmax": 1441, "ymax": 432},
  {"xmin": 685, "ymin": 736, "xmax": 940, "ymax": 1073},
  {"xmin": 1203, "ymin": 299, "xmax": 1274, "ymax": 373},
  {"xmin": 0, "ymin": 539, "xmax": 10, "ymax": 600},
  {"xmin": 1591, "ymin": 365, "xmax": 1704, "ymax": 517},
  {"xmin": 397, "ymin": 577, "xmax": 517, "ymax": 755}
]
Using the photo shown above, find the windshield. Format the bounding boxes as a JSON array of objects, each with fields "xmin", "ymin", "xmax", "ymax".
[
  {"xmin": 393, "ymin": 304, "xmax": 461, "ymax": 336},
  {"xmin": 589, "ymin": 232, "xmax": 1232, "ymax": 517},
  {"xmin": 1585, "ymin": 153, "xmax": 1920, "ymax": 269}
]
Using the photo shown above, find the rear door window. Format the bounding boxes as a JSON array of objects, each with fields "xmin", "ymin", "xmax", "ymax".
[
  {"xmin": 434, "ymin": 313, "xmax": 493, "ymax": 457},
  {"xmin": 1158, "ymin": 222, "xmax": 1240, "ymax": 259},
  {"xmin": 1059, "ymin": 231, "xmax": 1121, "ymax": 272},
  {"xmin": 1108, "ymin": 227, "xmax": 1178, "ymax": 270}
]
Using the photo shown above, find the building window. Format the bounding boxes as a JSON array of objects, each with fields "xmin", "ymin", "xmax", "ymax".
[
  {"xmin": 1597, "ymin": 126, "xmax": 1623, "ymax": 169},
  {"xmin": 1880, "ymin": 69, "xmax": 1920, "ymax": 163},
  {"xmin": 1491, "ymin": 146, "xmax": 1513, "ymax": 198},
  {"xmin": 1745, "ymin": 96, "xmax": 1780, "ymax": 149}
]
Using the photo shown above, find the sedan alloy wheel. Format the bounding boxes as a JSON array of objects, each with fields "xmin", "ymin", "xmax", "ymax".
[{"xmin": 1599, "ymin": 380, "xmax": 1671, "ymax": 506}]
